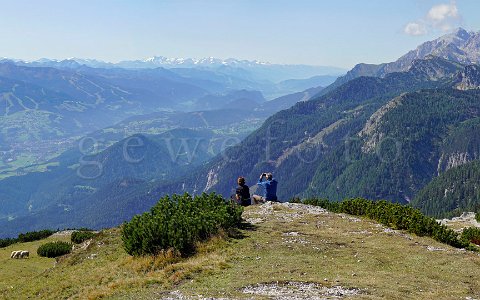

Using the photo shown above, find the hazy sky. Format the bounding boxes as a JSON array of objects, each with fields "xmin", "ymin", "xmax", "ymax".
[{"xmin": 0, "ymin": 0, "xmax": 479, "ymax": 68}]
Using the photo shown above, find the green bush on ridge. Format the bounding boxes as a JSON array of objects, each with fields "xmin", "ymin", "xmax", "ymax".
[
  {"xmin": 18, "ymin": 229, "xmax": 55, "ymax": 243},
  {"xmin": 0, "ymin": 238, "xmax": 17, "ymax": 248},
  {"xmin": 0, "ymin": 229, "xmax": 56, "ymax": 249},
  {"xmin": 304, "ymin": 198, "xmax": 475, "ymax": 250},
  {"xmin": 121, "ymin": 193, "xmax": 243, "ymax": 257},
  {"xmin": 37, "ymin": 241, "xmax": 72, "ymax": 258},
  {"xmin": 71, "ymin": 231, "xmax": 96, "ymax": 244},
  {"xmin": 461, "ymin": 227, "xmax": 480, "ymax": 246}
]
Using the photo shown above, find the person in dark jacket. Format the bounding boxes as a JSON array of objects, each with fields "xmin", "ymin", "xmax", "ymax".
[
  {"xmin": 253, "ymin": 172, "xmax": 278, "ymax": 203},
  {"xmin": 235, "ymin": 176, "xmax": 251, "ymax": 206}
]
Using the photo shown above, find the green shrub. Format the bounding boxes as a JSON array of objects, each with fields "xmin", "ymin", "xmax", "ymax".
[
  {"xmin": 71, "ymin": 231, "xmax": 96, "ymax": 244},
  {"xmin": 37, "ymin": 241, "xmax": 72, "ymax": 258},
  {"xmin": 461, "ymin": 227, "xmax": 480, "ymax": 245},
  {"xmin": 476, "ymin": 212, "xmax": 480, "ymax": 223},
  {"xmin": 304, "ymin": 197, "xmax": 472, "ymax": 250},
  {"xmin": 303, "ymin": 198, "xmax": 340, "ymax": 212},
  {"xmin": 122, "ymin": 193, "xmax": 243, "ymax": 256},
  {"xmin": 0, "ymin": 238, "xmax": 17, "ymax": 248},
  {"xmin": 290, "ymin": 197, "xmax": 302, "ymax": 203},
  {"xmin": 1, "ymin": 229, "xmax": 56, "ymax": 248},
  {"xmin": 18, "ymin": 229, "xmax": 55, "ymax": 243}
]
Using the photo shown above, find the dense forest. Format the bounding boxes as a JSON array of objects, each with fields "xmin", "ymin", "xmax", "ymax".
[{"xmin": 413, "ymin": 160, "xmax": 480, "ymax": 218}]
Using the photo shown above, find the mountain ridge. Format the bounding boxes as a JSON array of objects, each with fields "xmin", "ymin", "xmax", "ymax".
[{"xmin": 322, "ymin": 28, "xmax": 480, "ymax": 95}]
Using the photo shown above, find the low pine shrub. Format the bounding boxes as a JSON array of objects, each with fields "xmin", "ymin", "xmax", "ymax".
[
  {"xmin": 461, "ymin": 227, "xmax": 480, "ymax": 245},
  {"xmin": 122, "ymin": 193, "xmax": 243, "ymax": 257},
  {"xmin": 304, "ymin": 197, "xmax": 472, "ymax": 250},
  {"xmin": 1, "ymin": 229, "xmax": 56, "ymax": 248},
  {"xmin": 303, "ymin": 198, "xmax": 340, "ymax": 212},
  {"xmin": 71, "ymin": 231, "xmax": 96, "ymax": 244},
  {"xmin": 0, "ymin": 238, "xmax": 17, "ymax": 248},
  {"xmin": 37, "ymin": 241, "xmax": 72, "ymax": 258},
  {"xmin": 476, "ymin": 212, "xmax": 480, "ymax": 223},
  {"xmin": 18, "ymin": 229, "xmax": 55, "ymax": 243}
]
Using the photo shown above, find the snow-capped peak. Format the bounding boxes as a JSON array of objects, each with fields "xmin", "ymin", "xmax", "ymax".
[{"xmin": 138, "ymin": 56, "xmax": 270, "ymax": 67}]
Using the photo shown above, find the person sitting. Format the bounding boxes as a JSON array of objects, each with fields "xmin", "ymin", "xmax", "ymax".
[
  {"xmin": 235, "ymin": 176, "xmax": 251, "ymax": 207},
  {"xmin": 253, "ymin": 172, "xmax": 278, "ymax": 203}
]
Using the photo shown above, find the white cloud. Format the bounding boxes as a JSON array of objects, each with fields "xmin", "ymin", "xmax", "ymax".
[
  {"xmin": 404, "ymin": 2, "xmax": 461, "ymax": 36},
  {"xmin": 404, "ymin": 22, "xmax": 428, "ymax": 36},
  {"xmin": 427, "ymin": 3, "xmax": 458, "ymax": 22}
]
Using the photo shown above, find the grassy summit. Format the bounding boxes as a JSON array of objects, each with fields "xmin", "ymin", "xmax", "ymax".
[{"xmin": 1, "ymin": 202, "xmax": 479, "ymax": 299}]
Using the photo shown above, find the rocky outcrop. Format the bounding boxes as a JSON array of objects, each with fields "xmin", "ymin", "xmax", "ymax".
[
  {"xmin": 437, "ymin": 151, "xmax": 479, "ymax": 174},
  {"xmin": 358, "ymin": 95, "xmax": 405, "ymax": 153},
  {"xmin": 455, "ymin": 65, "xmax": 480, "ymax": 90},
  {"xmin": 407, "ymin": 55, "xmax": 464, "ymax": 81}
]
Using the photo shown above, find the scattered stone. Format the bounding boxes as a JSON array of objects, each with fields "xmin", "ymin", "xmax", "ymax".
[
  {"xmin": 73, "ymin": 239, "xmax": 92, "ymax": 252},
  {"xmin": 51, "ymin": 230, "xmax": 76, "ymax": 237},
  {"xmin": 280, "ymin": 202, "xmax": 329, "ymax": 215},
  {"xmin": 382, "ymin": 228, "xmax": 413, "ymax": 240},
  {"xmin": 242, "ymin": 281, "xmax": 361, "ymax": 299},
  {"xmin": 244, "ymin": 217, "xmax": 263, "ymax": 225},
  {"xmin": 244, "ymin": 202, "xmax": 329, "ymax": 224},
  {"xmin": 438, "ymin": 212, "xmax": 480, "ymax": 228},
  {"xmin": 283, "ymin": 232, "xmax": 301, "ymax": 236},
  {"xmin": 282, "ymin": 237, "xmax": 311, "ymax": 245},
  {"xmin": 339, "ymin": 214, "xmax": 361, "ymax": 223},
  {"xmin": 426, "ymin": 246, "xmax": 446, "ymax": 252},
  {"xmin": 161, "ymin": 290, "xmax": 229, "ymax": 300}
]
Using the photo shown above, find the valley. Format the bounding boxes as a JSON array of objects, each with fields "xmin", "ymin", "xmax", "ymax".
[{"xmin": 1, "ymin": 26, "xmax": 480, "ymax": 248}]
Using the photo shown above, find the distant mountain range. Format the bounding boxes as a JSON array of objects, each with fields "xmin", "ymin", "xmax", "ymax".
[{"xmin": 1, "ymin": 56, "xmax": 346, "ymax": 84}]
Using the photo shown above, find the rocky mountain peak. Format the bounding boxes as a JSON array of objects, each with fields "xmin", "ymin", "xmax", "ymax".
[
  {"xmin": 333, "ymin": 28, "xmax": 480, "ymax": 86},
  {"xmin": 407, "ymin": 55, "xmax": 464, "ymax": 81}
]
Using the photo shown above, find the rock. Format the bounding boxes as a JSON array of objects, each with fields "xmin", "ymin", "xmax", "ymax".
[{"xmin": 242, "ymin": 281, "xmax": 361, "ymax": 299}]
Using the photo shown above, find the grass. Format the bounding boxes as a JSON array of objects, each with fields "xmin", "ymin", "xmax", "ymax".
[
  {"xmin": 0, "ymin": 228, "xmax": 236, "ymax": 299},
  {"xmin": 170, "ymin": 204, "xmax": 480, "ymax": 299},
  {"xmin": 0, "ymin": 233, "xmax": 70, "ymax": 293},
  {"xmin": 1, "ymin": 203, "xmax": 480, "ymax": 299}
]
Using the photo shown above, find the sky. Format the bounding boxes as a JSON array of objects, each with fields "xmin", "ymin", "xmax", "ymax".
[{"xmin": 0, "ymin": 0, "xmax": 479, "ymax": 69}]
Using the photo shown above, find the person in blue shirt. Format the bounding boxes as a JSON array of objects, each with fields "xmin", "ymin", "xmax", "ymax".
[{"xmin": 253, "ymin": 172, "xmax": 278, "ymax": 203}]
